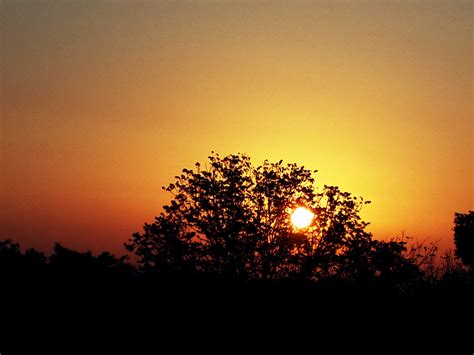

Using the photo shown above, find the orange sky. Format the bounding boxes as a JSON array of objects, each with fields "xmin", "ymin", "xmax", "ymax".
[{"xmin": 1, "ymin": 1, "xmax": 472, "ymax": 254}]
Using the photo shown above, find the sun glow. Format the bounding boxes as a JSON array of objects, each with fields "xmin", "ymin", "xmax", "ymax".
[{"xmin": 291, "ymin": 207, "xmax": 314, "ymax": 229}]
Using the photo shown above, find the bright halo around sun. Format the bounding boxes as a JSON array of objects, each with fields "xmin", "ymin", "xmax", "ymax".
[{"xmin": 291, "ymin": 207, "xmax": 314, "ymax": 228}]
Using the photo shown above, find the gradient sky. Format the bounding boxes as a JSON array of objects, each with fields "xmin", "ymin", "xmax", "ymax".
[{"xmin": 1, "ymin": 0, "xmax": 472, "ymax": 254}]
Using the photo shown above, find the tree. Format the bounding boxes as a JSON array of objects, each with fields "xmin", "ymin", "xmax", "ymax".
[
  {"xmin": 0, "ymin": 239, "xmax": 47, "ymax": 283},
  {"xmin": 126, "ymin": 152, "xmax": 412, "ymax": 283},
  {"xmin": 454, "ymin": 211, "xmax": 474, "ymax": 269}
]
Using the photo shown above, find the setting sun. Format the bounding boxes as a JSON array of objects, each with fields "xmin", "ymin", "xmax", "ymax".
[{"xmin": 291, "ymin": 207, "xmax": 314, "ymax": 229}]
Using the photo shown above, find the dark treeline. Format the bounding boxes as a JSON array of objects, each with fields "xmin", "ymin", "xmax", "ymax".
[
  {"xmin": 0, "ymin": 154, "xmax": 472, "ymax": 353},
  {"xmin": 0, "ymin": 231, "xmax": 471, "ymax": 295},
  {"xmin": 1, "ymin": 222, "xmax": 472, "ymax": 353}
]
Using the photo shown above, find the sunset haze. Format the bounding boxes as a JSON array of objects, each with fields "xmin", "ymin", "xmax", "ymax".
[{"xmin": 1, "ymin": 1, "xmax": 472, "ymax": 253}]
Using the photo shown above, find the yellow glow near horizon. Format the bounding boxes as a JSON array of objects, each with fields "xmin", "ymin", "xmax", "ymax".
[{"xmin": 291, "ymin": 207, "xmax": 315, "ymax": 229}]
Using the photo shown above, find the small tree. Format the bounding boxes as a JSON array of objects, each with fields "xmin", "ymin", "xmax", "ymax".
[{"xmin": 454, "ymin": 211, "xmax": 474, "ymax": 269}]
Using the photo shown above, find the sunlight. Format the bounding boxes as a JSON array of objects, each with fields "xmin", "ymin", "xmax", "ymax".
[{"xmin": 291, "ymin": 207, "xmax": 314, "ymax": 228}]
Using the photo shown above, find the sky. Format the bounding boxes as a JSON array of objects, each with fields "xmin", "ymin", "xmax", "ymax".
[{"xmin": 1, "ymin": 0, "xmax": 472, "ymax": 254}]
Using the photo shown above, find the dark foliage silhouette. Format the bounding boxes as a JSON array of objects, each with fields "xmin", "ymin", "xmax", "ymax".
[
  {"xmin": 454, "ymin": 211, "xmax": 474, "ymax": 269},
  {"xmin": 0, "ymin": 239, "xmax": 132, "ymax": 289},
  {"xmin": 126, "ymin": 153, "xmax": 420, "ymax": 290}
]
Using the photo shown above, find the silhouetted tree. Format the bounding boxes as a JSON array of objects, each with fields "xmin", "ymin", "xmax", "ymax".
[
  {"xmin": 0, "ymin": 239, "xmax": 47, "ymax": 283},
  {"xmin": 128, "ymin": 216, "xmax": 203, "ymax": 275},
  {"xmin": 0, "ymin": 239, "xmax": 25, "ymax": 283},
  {"xmin": 48, "ymin": 243, "xmax": 130, "ymax": 283},
  {"xmin": 127, "ymin": 152, "xmax": 414, "ymax": 285},
  {"xmin": 0, "ymin": 239, "xmax": 23, "ymax": 270},
  {"xmin": 454, "ymin": 211, "xmax": 474, "ymax": 269}
]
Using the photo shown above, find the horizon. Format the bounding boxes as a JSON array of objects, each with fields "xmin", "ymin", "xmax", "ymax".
[{"xmin": 1, "ymin": 0, "xmax": 472, "ymax": 255}]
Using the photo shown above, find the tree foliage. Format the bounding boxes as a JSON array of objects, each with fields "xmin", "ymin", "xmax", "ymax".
[
  {"xmin": 454, "ymin": 211, "xmax": 474, "ymax": 269},
  {"xmin": 0, "ymin": 239, "xmax": 130, "ymax": 286},
  {"xmin": 126, "ymin": 153, "xmax": 415, "ymax": 284}
]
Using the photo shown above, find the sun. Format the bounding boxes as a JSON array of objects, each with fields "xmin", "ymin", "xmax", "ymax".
[{"xmin": 291, "ymin": 207, "xmax": 314, "ymax": 228}]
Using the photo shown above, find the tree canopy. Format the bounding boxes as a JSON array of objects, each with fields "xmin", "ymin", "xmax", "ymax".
[
  {"xmin": 126, "ymin": 152, "xmax": 416, "ymax": 285},
  {"xmin": 454, "ymin": 211, "xmax": 474, "ymax": 269}
]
